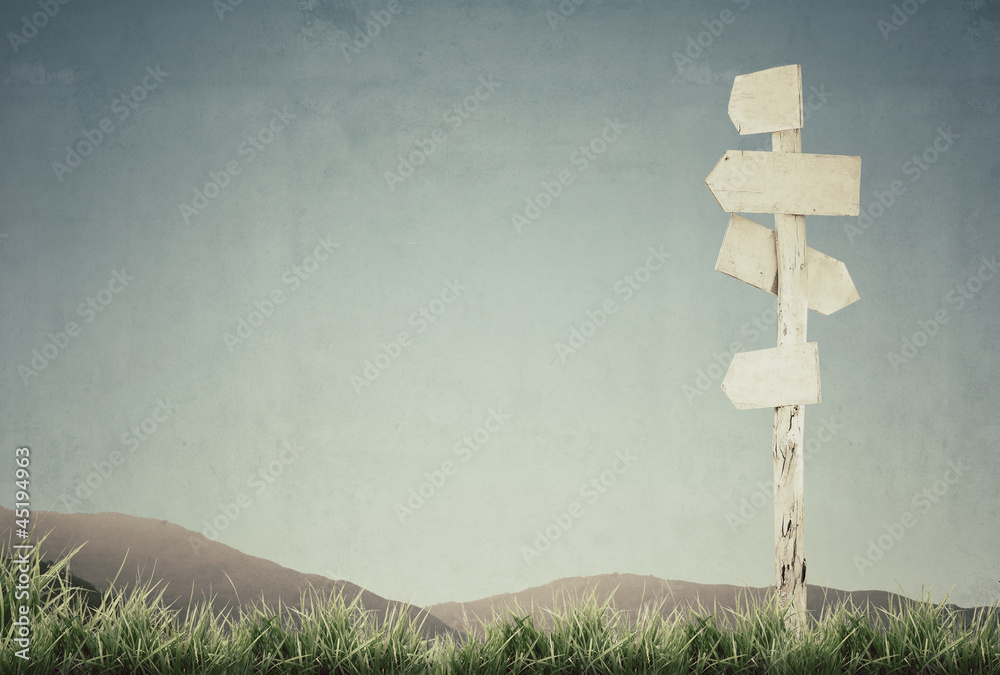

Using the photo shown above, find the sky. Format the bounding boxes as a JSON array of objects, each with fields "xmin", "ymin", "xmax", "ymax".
[{"xmin": 1, "ymin": 0, "xmax": 998, "ymax": 609}]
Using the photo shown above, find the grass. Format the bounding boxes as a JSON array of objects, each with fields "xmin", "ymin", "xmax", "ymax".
[{"xmin": 2, "ymin": 543, "xmax": 999, "ymax": 674}]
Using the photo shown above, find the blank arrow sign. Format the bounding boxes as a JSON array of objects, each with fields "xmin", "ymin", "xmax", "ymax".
[
  {"xmin": 722, "ymin": 343, "xmax": 821, "ymax": 410},
  {"xmin": 705, "ymin": 151, "xmax": 861, "ymax": 216},
  {"xmin": 729, "ymin": 64, "xmax": 803, "ymax": 135},
  {"xmin": 716, "ymin": 214, "xmax": 860, "ymax": 315}
]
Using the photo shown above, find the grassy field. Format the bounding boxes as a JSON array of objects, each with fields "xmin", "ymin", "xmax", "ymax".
[{"xmin": 3, "ymin": 545, "xmax": 1000, "ymax": 674}]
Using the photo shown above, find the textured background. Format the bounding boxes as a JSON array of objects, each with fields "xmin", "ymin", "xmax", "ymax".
[{"xmin": 1, "ymin": 0, "xmax": 998, "ymax": 608}]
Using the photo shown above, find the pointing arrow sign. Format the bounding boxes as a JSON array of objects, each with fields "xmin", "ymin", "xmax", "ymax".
[
  {"xmin": 715, "ymin": 214, "xmax": 860, "ymax": 315},
  {"xmin": 729, "ymin": 64, "xmax": 803, "ymax": 135},
  {"xmin": 721, "ymin": 343, "xmax": 821, "ymax": 410},
  {"xmin": 705, "ymin": 150, "xmax": 862, "ymax": 216}
]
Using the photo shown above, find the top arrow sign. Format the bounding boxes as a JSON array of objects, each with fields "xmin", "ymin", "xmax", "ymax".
[{"xmin": 729, "ymin": 64, "xmax": 803, "ymax": 135}]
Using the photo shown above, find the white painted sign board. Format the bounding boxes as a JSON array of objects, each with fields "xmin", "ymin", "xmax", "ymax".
[
  {"xmin": 728, "ymin": 64, "xmax": 803, "ymax": 135},
  {"xmin": 705, "ymin": 151, "xmax": 862, "ymax": 216},
  {"xmin": 721, "ymin": 343, "xmax": 822, "ymax": 410},
  {"xmin": 715, "ymin": 214, "xmax": 860, "ymax": 315}
]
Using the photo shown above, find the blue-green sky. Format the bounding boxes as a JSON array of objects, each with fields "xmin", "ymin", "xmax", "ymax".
[{"xmin": 1, "ymin": 0, "xmax": 998, "ymax": 608}]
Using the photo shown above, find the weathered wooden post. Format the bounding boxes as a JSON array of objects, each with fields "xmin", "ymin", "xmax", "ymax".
[{"xmin": 705, "ymin": 65, "xmax": 862, "ymax": 630}]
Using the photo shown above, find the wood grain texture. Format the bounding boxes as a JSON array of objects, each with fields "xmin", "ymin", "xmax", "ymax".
[
  {"xmin": 715, "ymin": 214, "xmax": 860, "ymax": 315},
  {"xmin": 728, "ymin": 64, "xmax": 803, "ymax": 135},
  {"xmin": 705, "ymin": 150, "xmax": 861, "ymax": 216},
  {"xmin": 721, "ymin": 342, "xmax": 820, "ymax": 410},
  {"xmin": 772, "ymin": 126, "xmax": 808, "ymax": 631}
]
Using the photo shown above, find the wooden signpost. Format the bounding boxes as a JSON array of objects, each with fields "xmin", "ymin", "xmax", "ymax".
[{"xmin": 705, "ymin": 65, "xmax": 861, "ymax": 629}]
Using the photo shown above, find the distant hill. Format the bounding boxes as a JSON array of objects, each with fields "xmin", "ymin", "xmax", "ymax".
[
  {"xmin": 0, "ymin": 507, "xmax": 456, "ymax": 639},
  {"xmin": 425, "ymin": 573, "xmax": 996, "ymax": 638},
  {"xmin": 5, "ymin": 508, "xmax": 992, "ymax": 643}
]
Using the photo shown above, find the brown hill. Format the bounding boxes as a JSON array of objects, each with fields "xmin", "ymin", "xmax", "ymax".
[
  {"xmin": 426, "ymin": 573, "xmax": 994, "ymax": 638},
  {"xmin": 0, "ymin": 507, "xmax": 456, "ymax": 639}
]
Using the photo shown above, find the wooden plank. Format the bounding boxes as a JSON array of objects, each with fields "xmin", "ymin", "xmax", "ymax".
[
  {"xmin": 803, "ymin": 246, "xmax": 860, "ymax": 315},
  {"xmin": 728, "ymin": 64, "xmax": 803, "ymax": 135},
  {"xmin": 771, "ymin": 126, "xmax": 808, "ymax": 632},
  {"xmin": 715, "ymin": 213, "xmax": 778, "ymax": 295},
  {"xmin": 715, "ymin": 214, "xmax": 860, "ymax": 315},
  {"xmin": 705, "ymin": 150, "xmax": 862, "ymax": 216},
  {"xmin": 773, "ymin": 403, "xmax": 806, "ymax": 626},
  {"xmin": 721, "ymin": 342, "xmax": 821, "ymax": 410}
]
